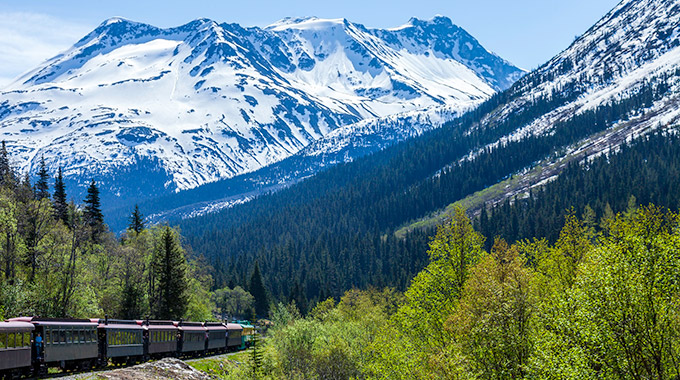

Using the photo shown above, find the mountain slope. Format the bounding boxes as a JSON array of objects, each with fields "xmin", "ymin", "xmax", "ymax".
[
  {"xmin": 177, "ymin": 0, "xmax": 680, "ymax": 299},
  {"xmin": 0, "ymin": 16, "xmax": 522, "ymax": 207},
  {"xmin": 101, "ymin": 103, "xmax": 471, "ymax": 229}
]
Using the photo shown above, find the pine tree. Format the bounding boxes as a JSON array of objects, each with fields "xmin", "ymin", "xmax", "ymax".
[
  {"xmin": 151, "ymin": 226, "xmax": 188, "ymax": 320},
  {"xmin": 249, "ymin": 261, "xmax": 269, "ymax": 317},
  {"xmin": 128, "ymin": 204, "xmax": 145, "ymax": 234},
  {"xmin": 53, "ymin": 167, "xmax": 68, "ymax": 225},
  {"xmin": 289, "ymin": 280, "xmax": 308, "ymax": 315},
  {"xmin": 83, "ymin": 179, "xmax": 105, "ymax": 238},
  {"xmin": 35, "ymin": 156, "xmax": 50, "ymax": 200},
  {"xmin": 0, "ymin": 141, "xmax": 14, "ymax": 187},
  {"xmin": 16, "ymin": 173, "xmax": 34, "ymax": 203},
  {"xmin": 120, "ymin": 281, "xmax": 145, "ymax": 320}
]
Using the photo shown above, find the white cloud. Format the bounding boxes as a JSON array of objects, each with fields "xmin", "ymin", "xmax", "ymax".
[{"xmin": 0, "ymin": 12, "xmax": 93, "ymax": 88}]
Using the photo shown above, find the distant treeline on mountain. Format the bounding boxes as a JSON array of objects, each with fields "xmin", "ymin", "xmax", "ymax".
[
  {"xmin": 478, "ymin": 130, "xmax": 680, "ymax": 248},
  {"xmin": 180, "ymin": 64, "xmax": 678, "ymax": 305}
]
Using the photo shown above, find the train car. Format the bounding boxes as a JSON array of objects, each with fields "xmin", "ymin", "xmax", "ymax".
[
  {"xmin": 226, "ymin": 323, "xmax": 243, "ymax": 351},
  {"xmin": 138, "ymin": 320, "xmax": 178, "ymax": 358},
  {"xmin": 176, "ymin": 321, "xmax": 206, "ymax": 356},
  {"xmin": 237, "ymin": 321, "xmax": 255, "ymax": 349},
  {"xmin": 9, "ymin": 317, "xmax": 98, "ymax": 373},
  {"xmin": 0, "ymin": 321, "xmax": 34, "ymax": 378},
  {"xmin": 94, "ymin": 319, "xmax": 144, "ymax": 365},
  {"xmin": 204, "ymin": 322, "xmax": 227, "ymax": 353}
]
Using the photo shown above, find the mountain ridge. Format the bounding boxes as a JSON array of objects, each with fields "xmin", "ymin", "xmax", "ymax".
[
  {"xmin": 0, "ymin": 15, "xmax": 524, "ymax": 210},
  {"xmin": 175, "ymin": 0, "xmax": 680, "ymax": 298}
]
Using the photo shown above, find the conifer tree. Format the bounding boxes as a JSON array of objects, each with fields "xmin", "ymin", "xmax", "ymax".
[
  {"xmin": 249, "ymin": 261, "xmax": 269, "ymax": 317},
  {"xmin": 128, "ymin": 204, "xmax": 145, "ymax": 234},
  {"xmin": 35, "ymin": 156, "xmax": 50, "ymax": 200},
  {"xmin": 0, "ymin": 141, "xmax": 14, "ymax": 187},
  {"xmin": 53, "ymin": 167, "xmax": 68, "ymax": 225},
  {"xmin": 83, "ymin": 179, "xmax": 105, "ymax": 237},
  {"xmin": 289, "ymin": 280, "xmax": 308, "ymax": 315},
  {"xmin": 151, "ymin": 226, "xmax": 188, "ymax": 320},
  {"xmin": 16, "ymin": 173, "xmax": 34, "ymax": 203}
]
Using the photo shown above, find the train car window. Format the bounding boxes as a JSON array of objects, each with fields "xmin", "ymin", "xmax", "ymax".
[
  {"xmin": 45, "ymin": 329, "xmax": 51, "ymax": 345},
  {"xmin": 23, "ymin": 332, "xmax": 30, "ymax": 347},
  {"xmin": 60, "ymin": 330, "xmax": 65, "ymax": 344},
  {"xmin": 0, "ymin": 333, "xmax": 6, "ymax": 349},
  {"xmin": 7, "ymin": 332, "xmax": 15, "ymax": 348}
]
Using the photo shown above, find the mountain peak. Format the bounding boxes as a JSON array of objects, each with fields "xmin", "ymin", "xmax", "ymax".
[
  {"xmin": 391, "ymin": 15, "xmax": 454, "ymax": 31},
  {"xmin": 266, "ymin": 17, "xmax": 349, "ymax": 31}
]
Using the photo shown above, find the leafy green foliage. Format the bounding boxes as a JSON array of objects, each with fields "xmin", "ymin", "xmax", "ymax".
[
  {"xmin": 214, "ymin": 286, "xmax": 254, "ymax": 320},
  {"xmin": 0, "ymin": 156, "xmax": 214, "ymax": 322},
  {"xmin": 248, "ymin": 205, "xmax": 680, "ymax": 379}
]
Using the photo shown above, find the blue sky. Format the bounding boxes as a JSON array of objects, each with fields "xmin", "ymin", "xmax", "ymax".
[{"xmin": 0, "ymin": 0, "xmax": 620, "ymax": 86}]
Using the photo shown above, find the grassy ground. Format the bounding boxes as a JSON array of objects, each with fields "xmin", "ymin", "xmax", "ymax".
[{"xmin": 187, "ymin": 350, "xmax": 251, "ymax": 379}]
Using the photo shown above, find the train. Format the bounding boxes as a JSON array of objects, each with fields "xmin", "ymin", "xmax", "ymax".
[{"xmin": 0, "ymin": 316, "xmax": 255, "ymax": 379}]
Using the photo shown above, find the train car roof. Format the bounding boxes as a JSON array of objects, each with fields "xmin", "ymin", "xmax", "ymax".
[
  {"xmin": 8, "ymin": 317, "xmax": 97, "ymax": 327},
  {"xmin": 226, "ymin": 323, "xmax": 243, "ymax": 330},
  {"xmin": 145, "ymin": 324, "xmax": 178, "ymax": 330},
  {"xmin": 204, "ymin": 322, "xmax": 227, "ymax": 331},
  {"xmin": 95, "ymin": 322, "xmax": 144, "ymax": 330},
  {"xmin": 0, "ymin": 321, "xmax": 34, "ymax": 331},
  {"xmin": 177, "ymin": 323, "xmax": 206, "ymax": 332},
  {"xmin": 136, "ymin": 320, "xmax": 177, "ymax": 326}
]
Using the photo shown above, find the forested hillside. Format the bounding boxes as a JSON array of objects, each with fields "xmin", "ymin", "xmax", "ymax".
[
  {"xmin": 478, "ymin": 130, "xmax": 680, "ymax": 247},
  {"xmin": 179, "ymin": 0, "xmax": 680, "ymax": 304},
  {"xmin": 0, "ymin": 144, "xmax": 217, "ymax": 321},
  {"xmin": 215, "ymin": 205, "xmax": 680, "ymax": 379},
  {"xmin": 180, "ymin": 63, "xmax": 679, "ymax": 303}
]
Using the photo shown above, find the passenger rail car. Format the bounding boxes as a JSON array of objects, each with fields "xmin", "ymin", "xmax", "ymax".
[
  {"xmin": 94, "ymin": 319, "xmax": 144, "ymax": 365},
  {"xmin": 204, "ymin": 322, "xmax": 227, "ymax": 352},
  {"xmin": 10, "ymin": 317, "xmax": 99, "ymax": 374},
  {"xmin": 0, "ymin": 321, "xmax": 33, "ymax": 378},
  {"xmin": 176, "ymin": 321, "xmax": 206, "ymax": 356},
  {"xmin": 139, "ymin": 320, "xmax": 177, "ymax": 358},
  {"xmin": 0, "ymin": 317, "xmax": 254, "ymax": 378},
  {"xmin": 226, "ymin": 323, "xmax": 243, "ymax": 351}
]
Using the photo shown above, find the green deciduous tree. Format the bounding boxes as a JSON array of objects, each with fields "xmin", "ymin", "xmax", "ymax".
[
  {"xmin": 448, "ymin": 238, "xmax": 535, "ymax": 379},
  {"xmin": 214, "ymin": 286, "xmax": 255, "ymax": 320}
]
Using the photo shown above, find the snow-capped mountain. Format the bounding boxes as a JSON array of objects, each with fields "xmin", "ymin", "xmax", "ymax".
[
  {"xmin": 405, "ymin": 0, "xmax": 680, "ymax": 226},
  {"xmin": 0, "ymin": 15, "xmax": 523, "ymax": 205},
  {"xmin": 479, "ymin": 0, "xmax": 680, "ymax": 154},
  {"xmin": 126, "ymin": 103, "xmax": 472, "ymax": 227}
]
